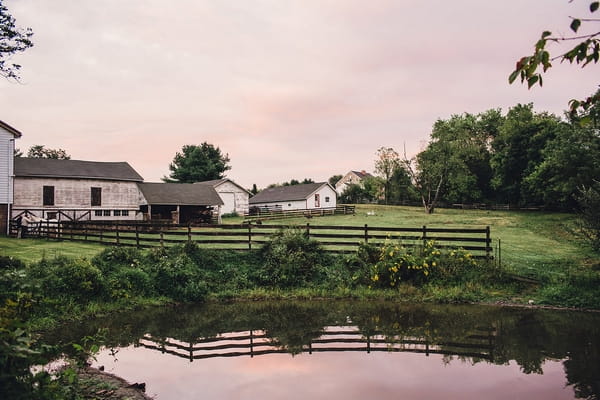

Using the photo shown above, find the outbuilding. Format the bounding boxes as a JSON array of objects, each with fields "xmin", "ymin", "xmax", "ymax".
[
  {"xmin": 249, "ymin": 182, "xmax": 337, "ymax": 212},
  {"xmin": 196, "ymin": 179, "xmax": 250, "ymax": 216},
  {"xmin": 0, "ymin": 120, "xmax": 21, "ymax": 234},
  {"xmin": 137, "ymin": 182, "xmax": 224, "ymax": 224}
]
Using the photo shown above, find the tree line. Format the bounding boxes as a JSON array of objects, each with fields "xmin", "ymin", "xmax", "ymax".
[{"xmin": 340, "ymin": 94, "xmax": 600, "ymax": 214}]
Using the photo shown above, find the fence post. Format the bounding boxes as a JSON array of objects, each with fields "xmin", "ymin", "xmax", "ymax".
[
  {"xmin": 116, "ymin": 223, "xmax": 120, "ymax": 246},
  {"xmin": 135, "ymin": 224, "xmax": 140, "ymax": 248},
  {"xmin": 46, "ymin": 219, "xmax": 50, "ymax": 240},
  {"xmin": 486, "ymin": 226, "xmax": 491, "ymax": 260},
  {"xmin": 84, "ymin": 224, "xmax": 88, "ymax": 242},
  {"xmin": 187, "ymin": 224, "xmax": 192, "ymax": 244},
  {"xmin": 248, "ymin": 224, "xmax": 252, "ymax": 250},
  {"xmin": 422, "ymin": 225, "xmax": 427, "ymax": 247},
  {"xmin": 306, "ymin": 223, "xmax": 310, "ymax": 238},
  {"xmin": 100, "ymin": 225, "xmax": 103, "ymax": 243},
  {"xmin": 364, "ymin": 224, "xmax": 368, "ymax": 243},
  {"xmin": 160, "ymin": 231, "xmax": 164, "ymax": 249}
]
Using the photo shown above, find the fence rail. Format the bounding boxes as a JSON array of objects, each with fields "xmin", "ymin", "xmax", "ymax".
[
  {"xmin": 244, "ymin": 205, "xmax": 355, "ymax": 222},
  {"xmin": 12, "ymin": 220, "xmax": 493, "ymax": 258},
  {"xmin": 137, "ymin": 325, "xmax": 496, "ymax": 361}
]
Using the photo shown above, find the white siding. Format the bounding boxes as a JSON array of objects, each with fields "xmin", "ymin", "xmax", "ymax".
[
  {"xmin": 214, "ymin": 180, "xmax": 249, "ymax": 216},
  {"xmin": 13, "ymin": 177, "xmax": 140, "ymax": 220},
  {"xmin": 0, "ymin": 128, "xmax": 15, "ymax": 204},
  {"xmin": 310, "ymin": 185, "xmax": 337, "ymax": 209}
]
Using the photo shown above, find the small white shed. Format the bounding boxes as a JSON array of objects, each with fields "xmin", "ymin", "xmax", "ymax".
[
  {"xmin": 249, "ymin": 182, "xmax": 337, "ymax": 212},
  {"xmin": 196, "ymin": 179, "xmax": 250, "ymax": 216}
]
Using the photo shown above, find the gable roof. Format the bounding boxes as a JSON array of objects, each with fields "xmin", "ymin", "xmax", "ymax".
[
  {"xmin": 351, "ymin": 170, "xmax": 373, "ymax": 178},
  {"xmin": 195, "ymin": 178, "xmax": 251, "ymax": 194},
  {"xmin": 14, "ymin": 158, "xmax": 144, "ymax": 181},
  {"xmin": 250, "ymin": 182, "xmax": 333, "ymax": 204},
  {"xmin": 138, "ymin": 183, "xmax": 224, "ymax": 206},
  {"xmin": 0, "ymin": 120, "xmax": 22, "ymax": 138}
]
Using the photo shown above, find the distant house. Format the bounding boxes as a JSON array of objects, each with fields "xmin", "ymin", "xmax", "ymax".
[
  {"xmin": 335, "ymin": 170, "xmax": 374, "ymax": 194},
  {"xmin": 13, "ymin": 158, "xmax": 144, "ymax": 221},
  {"xmin": 250, "ymin": 182, "xmax": 337, "ymax": 212},
  {"xmin": 137, "ymin": 182, "xmax": 224, "ymax": 224},
  {"xmin": 0, "ymin": 121, "xmax": 22, "ymax": 234},
  {"xmin": 196, "ymin": 179, "xmax": 250, "ymax": 216}
]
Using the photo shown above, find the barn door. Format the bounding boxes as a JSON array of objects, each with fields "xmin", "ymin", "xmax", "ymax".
[{"xmin": 314, "ymin": 193, "xmax": 320, "ymax": 208}]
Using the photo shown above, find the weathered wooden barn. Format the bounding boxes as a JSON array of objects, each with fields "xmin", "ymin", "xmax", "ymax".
[
  {"xmin": 13, "ymin": 158, "xmax": 144, "ymax": 221},
  {"xmin": 249, "ymin": 182, "xmax": 337, "ymax": 212},
  {"xmin": 0, "ymin": 121, "xmax": 21, "ymax": 234},
  {"xmin": 195, "ymin": 179, "xmax": 250, "ymax": 216},
  {"xmin": 137, "ymin": 182, "xmax": 224, "ymax": 224}
]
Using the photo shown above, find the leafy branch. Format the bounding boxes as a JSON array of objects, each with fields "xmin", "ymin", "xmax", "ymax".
[{"xmin": 509, "ymin": 1, "xmax": 599, "ymax": 116}]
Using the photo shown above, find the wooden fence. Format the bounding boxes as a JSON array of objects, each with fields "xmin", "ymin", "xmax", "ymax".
[
  {"xmin": 243, "ymin": 204, "xmax": 355, "ymax": 222},
  {"xmin": 19, "ymin": 220, "xmax": 493, "ymax": 258},
  {"xmin": 137, "ymin": 325, "xmax": 496, "ymax": 361}
]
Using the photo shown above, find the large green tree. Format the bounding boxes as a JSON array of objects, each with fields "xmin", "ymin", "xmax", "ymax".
[
  {"xmin": 163, "ymin": 143, "xmax": 230, "ymax": 183},
  {"xmin": 0, "ymin": 1, "xmax": 33, "ymax": 80},
  {"xmin": 490, "ymin": 104, "xmax": 561, "ymax": 205},
  {"xmin": 374, "ymin": 147, "xmax": 400, "ymax": 205}
]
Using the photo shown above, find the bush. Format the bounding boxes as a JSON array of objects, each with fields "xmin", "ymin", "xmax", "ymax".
[
  {"xmin": 257, "ymin": 229, "xmax": 331, "ymax": 288},
  {"xmin": 577, "ymin": 182, "xmax": 600, "ymax": 251}
]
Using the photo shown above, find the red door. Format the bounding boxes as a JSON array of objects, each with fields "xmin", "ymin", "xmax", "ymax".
[{"xmin": 314, "ymin": 194, "xmax": 320, "ymax": 208}]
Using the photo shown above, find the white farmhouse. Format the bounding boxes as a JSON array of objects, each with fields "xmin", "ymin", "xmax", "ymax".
[
  {"xmin": 335, "ymin": 170, "xmax": 373, "ymax": 194},
  {"xmin": 195, "ymin": 179, "xmax": 250, "ymax": 216},
  {"xmin": 0, "ymin": 121, "xmax": 21, "ymax": 234},
  {"xmin": 13, "ymin": 158, "xmax": 144, "ymax": 221},
  {"xmin": 249, "ymin": 182, "xmax": 337, "ymax": 212}
]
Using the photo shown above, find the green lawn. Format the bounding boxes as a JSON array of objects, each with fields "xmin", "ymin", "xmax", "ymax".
[{"xmin": 1, "ymin": 204, "xmax": 594, "ymax": 276}]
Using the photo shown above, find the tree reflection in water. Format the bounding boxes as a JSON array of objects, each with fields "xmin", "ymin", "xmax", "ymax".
[{"xmin": 45, "ymin": 301, "xmax": 600, "ymax": 399}]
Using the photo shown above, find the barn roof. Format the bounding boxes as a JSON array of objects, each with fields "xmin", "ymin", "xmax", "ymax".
[
  {"xmin": 14, "ymin": 158, "xmax": 143, "ymax": 181},
  {"xmin": 250, "ymin": 182, "xmax": 331, "ymax": 204},
  {"xmin": 195, "ymin": 178, "xmax": 251, "ymax": 194},
  {"xmin": 138, "ymin": 183, "xmax": 224, "ymax": 206},
  {"xmin": 0, "ymin": 120, "xmax": 22, "ymax": 138}
]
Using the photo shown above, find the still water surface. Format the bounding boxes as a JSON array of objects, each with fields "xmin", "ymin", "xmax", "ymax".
[{"xmin": 48, "ymin": 301, "xmax": 600, "ymax": 399}]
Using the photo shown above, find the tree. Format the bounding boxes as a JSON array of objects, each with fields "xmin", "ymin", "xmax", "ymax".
[
  {"xmin": 402, "ymin": 143, "xmax": 448, "ymax": 214},
  {"xmin": 250, "ymin": 184, "xmax": 258, "ymax": 195},
  {"xmin": 490, "ymin": 104, "xmax": 561, "ymax": 205},
  {"xmin": 577, "ymin": 181, "xmax": 600, "ymax": 251},
  {"xmin": 328, "ymin": 174, "xmax": 343, "ymax": 187},
  {"xmin": 1, "ymin": 1, "xmax": 34, "ymax": 80},
  {"xmin": 374, "ymin": 147, "xmax": 400, "ymax": 205},
  {"xmin": 163, "ymin": 143, "xmax": 230, "ymax": 183},
  {"xmin": 509, "ymin": 1, "xmax": 600, "ymax": 116},
  {"xmin": 26, "ymin": 145, "xmax": 70, "ymax": 159}
]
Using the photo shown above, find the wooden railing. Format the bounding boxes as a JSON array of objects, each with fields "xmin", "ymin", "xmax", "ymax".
[
  {"xmin": 20, "ymin": 221, "xmax": 493, "ymax": 258},
  {"xmin": 244, "ymin": 205, "xmax": 355, "ymax": 222}
]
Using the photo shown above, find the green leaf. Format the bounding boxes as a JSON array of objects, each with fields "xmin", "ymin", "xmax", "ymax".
[
  {"xmin": 590, "ymin": 2, "xmax": 599, "ymax": 12},
  {"xmin": 570, "ymin": 18, "xmax": 581, "ymax": 32},
  {"xmin": 579, "ymin": 115, "xmax": 592, "ymax": 126},
  {"xmin": 527, "ymin": 75, "xmax": 539, "ymax": 88},
  {"xmin": 541, "ymin": 31, "xmax": 552, "ymax": 38},
  {"xmin": 508, "ymin": 70, "xmax": 519, "ymax": 84}
]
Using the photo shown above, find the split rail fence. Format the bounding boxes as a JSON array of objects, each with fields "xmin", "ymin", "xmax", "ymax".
[{"xmin": 18, "ymin": 220, "xmax": 493, "ymax": 258}]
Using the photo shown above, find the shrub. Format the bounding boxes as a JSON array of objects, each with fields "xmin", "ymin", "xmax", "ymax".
[{"xmin": 257, "ymin": 229, "xmax": 331, "ymax": 287}]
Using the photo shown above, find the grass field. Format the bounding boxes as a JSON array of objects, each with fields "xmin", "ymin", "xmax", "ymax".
[{"xmin": 1, "ymin": 204, "xmax": 595, "ymax": 277}]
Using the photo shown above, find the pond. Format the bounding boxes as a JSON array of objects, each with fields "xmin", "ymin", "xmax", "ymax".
[{"xmin": 46, "ymin": 301, "xmax": 600, "ymax": 400}]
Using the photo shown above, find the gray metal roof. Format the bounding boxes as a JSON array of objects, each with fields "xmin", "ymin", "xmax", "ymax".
[
  {"xmin": 250, "ymin": 182, "xmax": 330, "ymax": 204},
  {"xmin": 14, "ymin": 158, "xmax": 143, "ymax": 181},
  {"xmin": 138, "ymin": 183, "xmax": 224, "ymax": 206}
]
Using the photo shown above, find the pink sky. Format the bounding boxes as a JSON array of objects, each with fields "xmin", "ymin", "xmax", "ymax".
[{"xmin": 1, "ymin": 0, "xmax": 597, "ymax": 189}]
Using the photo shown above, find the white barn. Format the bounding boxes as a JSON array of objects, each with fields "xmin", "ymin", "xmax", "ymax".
[
  {"xmin": 249, "ymin": 182, "xmax": 337, "ymax": 212},
  {"xmin": 0, "ymin": 121, "xmax": 21, "ymax": 234},
  {"xmin": 196, "ymin": 179, "xmax": 250, "ymax": 216},
  {"xmin": 13, "ymin": 158, "xmax": 144, "ymax": 221}
]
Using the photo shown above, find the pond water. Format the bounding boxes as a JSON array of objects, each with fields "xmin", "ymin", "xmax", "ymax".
[{"xmin": 46, "ymin": 301, "xmax": 600, "ymax": 400}]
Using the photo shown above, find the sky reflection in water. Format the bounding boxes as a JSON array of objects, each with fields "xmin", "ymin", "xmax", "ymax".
[{"xmin": 49, "ymin": 301, "xmax": 599, "ymax": 400}]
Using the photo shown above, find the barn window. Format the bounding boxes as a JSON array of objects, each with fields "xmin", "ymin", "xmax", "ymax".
[
  {"xmin": 91, "ymin": 187, "xmax": 102, "ymax": 206},
  {"xmin": 121, "ymin": 210, "xmax": 129, "ymax": 216},
  {"xmin": 325, "ymin": 196, "xmax": 330, "ymax": 203},
  {"xmin": 43, "ymin": 186, "xmax": 54, "ymax": 206},
  {"xmin": 103, "ymin": 210, "xmax": 111, "ymax": 216},
  {"xmin": 113, "ymin": 210, "xmax": 121, "ymax": 217},
  {"xmin": 94, "ymin": 210, "xmax": 103, "ymax": 217}
]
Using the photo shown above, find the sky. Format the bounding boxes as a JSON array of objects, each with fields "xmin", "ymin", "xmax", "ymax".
[{"xmin": 1, "ymin": 0, "xmax": 598, "ymax": 189}]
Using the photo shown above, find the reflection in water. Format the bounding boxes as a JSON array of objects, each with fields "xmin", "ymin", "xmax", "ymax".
[{"xmin": 46, "ymin": 302, "xmax": 600, "ymax": 400}]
